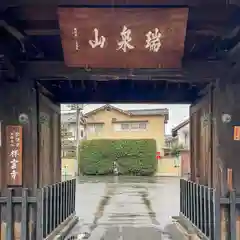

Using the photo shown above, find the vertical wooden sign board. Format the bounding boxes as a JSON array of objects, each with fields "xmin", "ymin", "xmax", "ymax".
[
  {"xmin": 234, "ymin": 126, "xmax": 240, "ymax": 140},
  {"xmin": 6, "ymin": 125, "xmax": 23, "ymax": 186}
]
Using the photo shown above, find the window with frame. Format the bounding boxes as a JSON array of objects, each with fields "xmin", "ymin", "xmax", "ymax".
[
  {"xmin": 120, "ymin": 122, "xmax": 147, "ymax": 131},
  {"xmin": 139, "ymin": 122, "xmax": 147, "ymax": 129},
  {"xmin": 87, "ymin": 123, "xmax": 104, "ymax": 134},
  {"xmin": 121, "ymin": 123, "xmax": 129, "ymax": 130}
]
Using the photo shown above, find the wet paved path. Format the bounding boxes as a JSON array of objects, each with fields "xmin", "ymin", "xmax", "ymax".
[{"xmin": 67, "ymin": 176, "xmax": 182, "ymax": 240}]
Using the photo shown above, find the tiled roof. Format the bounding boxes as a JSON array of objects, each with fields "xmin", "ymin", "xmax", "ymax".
[
  {"xmin": 127, "ymin": 108, "xmax": 168, "ymax": 117},
  {"xmin": 84, "ymin": 104, "xmax": 169, "ymax": 122}
]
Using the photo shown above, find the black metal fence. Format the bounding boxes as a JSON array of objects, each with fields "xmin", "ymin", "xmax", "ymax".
[
  {"xmin": 40, "ymin": 179, "xmax": 76, "ymax": 239},
  {"xmin": 0, "ymin": 178, "xmax": 76, "ymax": 240},
  {"xmin": 180, "ymin": 178, "xmax": 240, "ymax": 240}
]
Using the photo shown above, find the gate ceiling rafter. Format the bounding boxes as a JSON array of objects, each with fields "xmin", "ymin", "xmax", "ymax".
[{"xmin": 0, "ymin": 0, "xmax": 240, "ymax": 103}]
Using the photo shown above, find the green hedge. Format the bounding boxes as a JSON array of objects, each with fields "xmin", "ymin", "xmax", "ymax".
[{"xmin": 79, "ymin": 139, "xmax": 157, "ymax": 175}]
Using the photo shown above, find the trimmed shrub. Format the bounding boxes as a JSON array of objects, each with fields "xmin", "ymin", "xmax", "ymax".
[{"xmin": 79, "ymin": 139, "xmax": 157, "ymax": 175}]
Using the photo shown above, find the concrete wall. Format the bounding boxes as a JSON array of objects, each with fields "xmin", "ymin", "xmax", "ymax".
[
  {"xmin": 86, "ymin": 108, "xmax": 166, "ymax": 153},
  {"xmin": 156, "ymin": 156, "xmax": 181, "ymax": 176},
  {"xmin": 61, "ymin": 158, "xmax": 76, "ymax": 176},
  {"xmin": 156, "ymin": 151, "xmax": 190, "ymax": 177}
]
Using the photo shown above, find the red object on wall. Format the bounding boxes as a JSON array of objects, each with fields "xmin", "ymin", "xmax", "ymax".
[{"xmin": 156, "ymin": 152, "xmax": 161, "ymax": 160}]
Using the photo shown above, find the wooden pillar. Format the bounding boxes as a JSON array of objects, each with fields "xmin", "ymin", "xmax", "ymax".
[
  {"xmin": 190, "ymin": 80, "xmax": 240, "ymax": 191},
  {"xmin": 220, "ymin": 168, "xmax": 240, "ymax": 240},
  {"xmin": 190, "ymin": 88, "xmax": 212, "ymax": 186},
  {"xmin": 0, "ymin": 79, "xmax": 39, "ymax": 190},
  {"xmin": 38, "ymin": 91, "xmax": 61, "ymax": 187},
  {"xmin": 190, "ymin": 80, "xmax": 240, "ymax": 239},
  {"xmin": 213, "ymin": 80, "xmax": 240, "ymax": 193},
  {"xmin": 0, "ymin": 79, "xmax": 61, "ymax": 239},
  {"xmin": 220, "ymin": 169, "xmax": 232, "ymax": 240},
  {"xmin": 0, "ymin": 80, "xmax": 61, "ymax": 190},
  {"xmin": 0, "ymin": 78, "xmax": 39, "ymax": 239}
]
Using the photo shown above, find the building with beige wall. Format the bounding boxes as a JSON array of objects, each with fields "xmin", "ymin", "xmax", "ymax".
[
  {"xmin": 156, "ymin": 118, "xmax": 191, "ymax": 177},
  {"xmin": 84, "ymin": 105, "xmax": 169, "ymax": 155},
  {"xmin": 61, "ymin": 110, "xmax": 86, "ymax": 176},
  {"xmin": 61, "ymin": 111, "xmax": 85, "ymax": 157},
  {"xmin": 172, "ymin": 118, "xmax": 190, "ymax": 149}
]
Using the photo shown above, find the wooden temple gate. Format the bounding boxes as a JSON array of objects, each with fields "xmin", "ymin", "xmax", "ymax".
[
  {"xmin": 0, "ymin": 80, "xmax": 77, "ymax": 239},
  {"xmin": 183, "ymin": 81, "xmax": 240, "ymax": 239},
  {"xmin": 1, "ymin": 0, "xmax": 240, "ymax": 239}
]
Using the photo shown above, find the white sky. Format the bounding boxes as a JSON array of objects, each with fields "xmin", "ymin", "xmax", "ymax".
[{"xmin": 61, "ymin": 104, "xmax": 190, "ymax": 134}]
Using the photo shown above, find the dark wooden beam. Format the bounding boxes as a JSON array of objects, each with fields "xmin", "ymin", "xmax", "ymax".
[
  {"xmin": 0, "ymin": 55, "xmax": 19, "ymax": 80},
  {"xmin": 21, "ymin": 23, "xmax": 225, "ymax": 37},
  {"xmin": 19, "ymin": 60, "xmax": 227, "ymax": 82},
  {"xmin": 223, "ymin": 26, "xmax": 240, "ymax": 40},
  {"xmin": 40, "ymin": 79, "xmax": 201, "ymax": 103},
  {"xmin": 2, "ymin": 0, "xmax": 228, "ymax": 7},
  {"xmin": 228, "ymin": 0, "xmax": 240, "ymax": 7},
  {"xmin": 22, "ymin": 23, "xmax": 224, "ymax": 37},
  {"xmin": 6, "ymin": 6, "xmax": 231, "ymax": 22},
  {"xmin": 24, "ymin": 29, "xmax": 60, "ymax": 35},
  {"xmin": 228, "ymin": 41, "xmax": 240, "ymax": 63},
  {"xmin": 228, "ymin": 61, "xmax": 240, "ymax": 81},
  {"xmin": 0, "ymin": 20, "xmax": 26, "ymax": 52},
  {"xmin": 0, "ymin": 20, "xmax": 44, "ymax": 59},
  {"xmin": 4, "ymin": 6, "xmax": 234, "ymax": 38}
]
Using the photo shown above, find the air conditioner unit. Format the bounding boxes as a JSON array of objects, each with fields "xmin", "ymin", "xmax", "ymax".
[{"xmin": 112, "ymin": 118, "xmax": 117, "ymax": 122}]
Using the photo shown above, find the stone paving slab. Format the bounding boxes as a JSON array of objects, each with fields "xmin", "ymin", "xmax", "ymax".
[{"xmin": 66, "ymin": 176, "xmax": 183, "ymax": 240}]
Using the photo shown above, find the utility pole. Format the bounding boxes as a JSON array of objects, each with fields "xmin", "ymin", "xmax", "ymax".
[
  {"xmin": 68, "ymin": 104, "xmax": 84, "ymax": 176},
  {"xmin": 75, "ymin": 106, "xmax": 81, "ymax": 176}
]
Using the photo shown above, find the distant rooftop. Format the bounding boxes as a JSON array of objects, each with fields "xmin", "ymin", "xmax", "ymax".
[
  {"xmin": 84, "ymin": 104, "xmax": 169, "ymax": 122},
  {"xmin": 61, "ymin": 104, "xmax": 169, "ymax": 123},
  {"xmin": 128, "ymin": 108, "xmax": 169, "ymax": 116}
]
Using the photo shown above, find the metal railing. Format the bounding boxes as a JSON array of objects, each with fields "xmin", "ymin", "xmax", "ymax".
[
  {"xmin": 180, "ymin": 178, "xmax": 240, "ymax": 240},
  {"xmin": 0, "ymin": 178, "xmax": 76, "ymax": 240},
  {"xmin": 40, "ymin": 179, "xmax": 76, "ymax": 239},
  {"xmin": 180, "ymin": 179, "xmax": 220, "ymax": 240}
]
